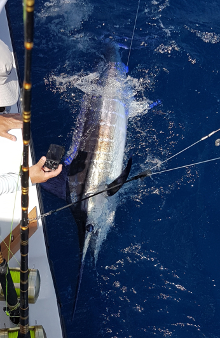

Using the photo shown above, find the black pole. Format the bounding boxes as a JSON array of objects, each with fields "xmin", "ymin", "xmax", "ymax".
[{"xmin": 18, "ymin": 0, "xmax": 34, "ymax": 336}]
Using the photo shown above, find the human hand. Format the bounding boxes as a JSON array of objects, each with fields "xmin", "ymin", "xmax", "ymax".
[
  {"xmin": 29, "ymin": 156, "xmax": 62, "ymax": 184},
  {"xmin": 0, "ymin": 113, "xmax": 23, "ymax": 141}
]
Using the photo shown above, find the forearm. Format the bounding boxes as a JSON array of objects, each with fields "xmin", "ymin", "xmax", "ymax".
[
  {"xmin": 0, "ymin": 157, "xmax": 62, "ymax": 195},
  {"xmin": 0, "ymin": 173, "xmax": 21, "ymax": 195},
  {"xmin": 0, "ymin": 173, "xmax": 34, "ymax": 195}
]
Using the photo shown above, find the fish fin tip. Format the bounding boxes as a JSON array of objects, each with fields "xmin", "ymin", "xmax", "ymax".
[{"xmin": 107, "ymin": 157, "xmax": 132, "ymax": 196}]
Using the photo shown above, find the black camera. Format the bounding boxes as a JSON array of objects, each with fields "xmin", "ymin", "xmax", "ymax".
[{"xmin": 44, "ymin": 144, "xmax": 65, "ymax": 170}]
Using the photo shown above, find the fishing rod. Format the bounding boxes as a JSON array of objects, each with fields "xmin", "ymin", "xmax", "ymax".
[
  {"xmin": 19, "ymin": 0, "xmax": 35, "ymax": 336},
  {"xmin": 29, "ymin": 128, "xmax": 220, "ymax": 222}
]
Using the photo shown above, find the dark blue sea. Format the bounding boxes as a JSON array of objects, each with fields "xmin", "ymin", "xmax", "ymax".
[{"xmin": 7, "ymin": 0, "xmax": 220, "ymax": 337}]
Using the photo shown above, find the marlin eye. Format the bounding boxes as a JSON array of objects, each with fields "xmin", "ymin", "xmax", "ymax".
[{"xmin": 86, "ymin": 224, "xmax": 94, "ymax": 232}]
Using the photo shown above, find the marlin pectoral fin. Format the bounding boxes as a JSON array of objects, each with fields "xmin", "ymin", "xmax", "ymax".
[
  {"xmin": 68, "ymin": 150, "xmax": 88, "ymax": 176},
  {"xmin": 107, "ymin": 157, "xmax": 132, "ymax": 196}
]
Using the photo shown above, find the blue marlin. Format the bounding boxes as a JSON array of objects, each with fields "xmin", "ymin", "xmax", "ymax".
[{"xmin": 42, "ymin": 42, "xmax": 133, "ymax": 317}]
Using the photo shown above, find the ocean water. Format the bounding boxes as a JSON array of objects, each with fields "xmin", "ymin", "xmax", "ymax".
[{"xmin": 7, "ymin": 0, "xmax": 220, "ymax": 337}]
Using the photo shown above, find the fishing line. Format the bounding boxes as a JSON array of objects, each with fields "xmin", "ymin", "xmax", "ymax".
[
  {"xmin": 29, "ymin": 156, "xmax": 220, "ymax": 222},
  {"xmin": 150, "ymin": 156, "xmax": 220, "ymax": 176},
  {"xmin": 150, "ymin": 127, "xmax": 220, "ymax": 172},
  {"xmin": 126, "ymin": 0, "xmax": 141, "ymax": 67},
  {"xmin": 28, "ymin": 128, "xmax": 220, "ymax": 222},
  {"xmin": 5, "ymin": 155, "xmax": 22, "ymax": 313},
  {"xmin": 0, "ymin": 236, "xmax": 20, "ymax": 266}
]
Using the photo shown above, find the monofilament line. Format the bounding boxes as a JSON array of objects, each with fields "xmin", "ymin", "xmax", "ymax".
[
  {"xmin": 151, "ymin": 156, "xmax": 220, "ymax": 176},
  {"xmin": 29, "ymin": 128, "xmax": 220, "ymax": 222},
  {"xmin": 150, "ymin": 128, "xmax": 220, "ymax": 172},
  {"xmin": 30, "ymin": 155, "xmax": 220, "ymax": 222},
  {"xmin": 127, "ymin": 0, "xmax": 141, "ymax": 67}
]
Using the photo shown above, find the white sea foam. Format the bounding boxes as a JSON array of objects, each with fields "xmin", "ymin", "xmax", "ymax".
[
  {"xmin": 37, "ymin": 0, "xmax": 93, "ymax": 29},
  {"xmin": 35, "ymin": 0, "xmax": 93, "ymax": 54},
  {"xmin": 185, "ymin": 25, "xmax": 220, "ymax": 44}
]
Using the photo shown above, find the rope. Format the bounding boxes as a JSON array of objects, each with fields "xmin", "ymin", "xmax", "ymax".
[{"xmin": 126, "ymin": 0, "xmax": 141, "ymax": 67}]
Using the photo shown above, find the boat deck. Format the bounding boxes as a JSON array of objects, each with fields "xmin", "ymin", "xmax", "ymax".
[{"xmin": 0, "ymin": 6, "xmax": 64, "ymax": 337}]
